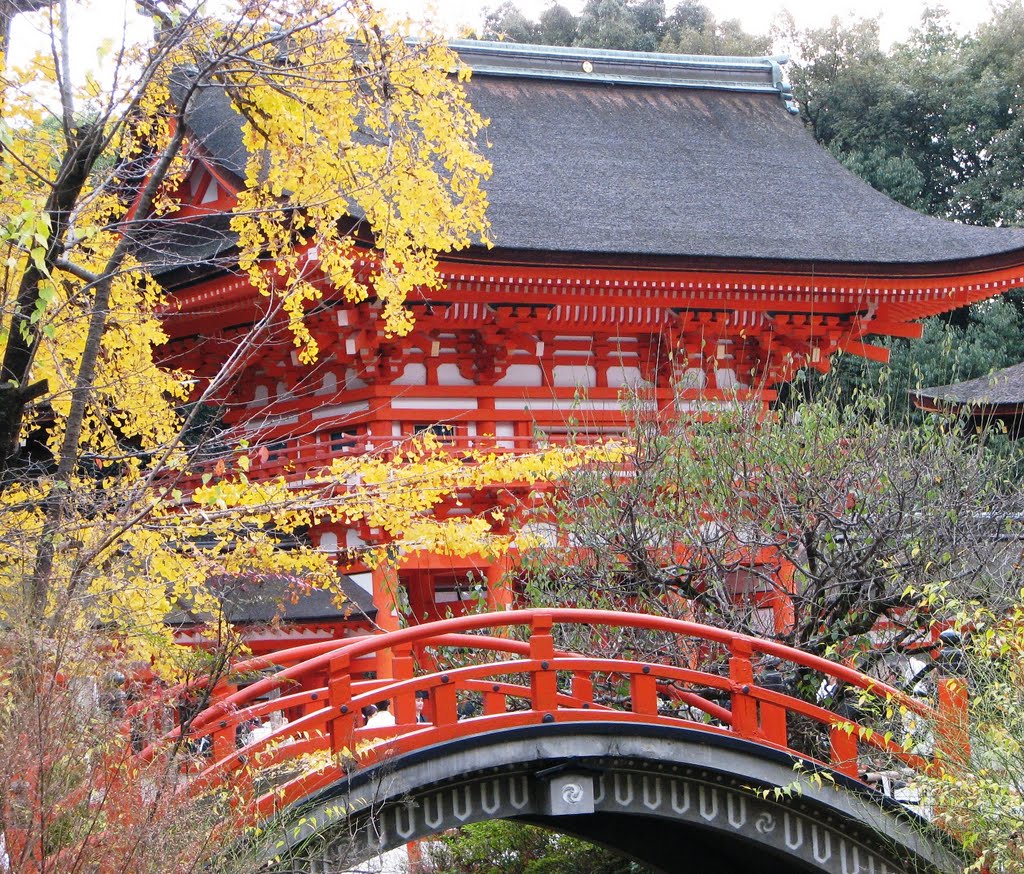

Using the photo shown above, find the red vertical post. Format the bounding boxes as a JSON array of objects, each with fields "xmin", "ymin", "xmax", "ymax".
[
  {"xmin": 484, "ymin": 684, "xmax": 506, "ymax": 716},
  {"xmin": 773, "ymin": 555, "xmax": 797, "ymax": 634},
  {"xmin": 572, "ymin": 672, "xmax": 593, "ymax": 707},
  {"xmin": 372, "ymin": 563, "xmax": 401, "ymax": 678},
  {"xmin": 486, "ymin": 553, "xmax": 514, "ymax": 613},
  {"xmin": 759, "ymin": 702, "xmax": 788, "ymax": 746},
  {"xmin": 530, "ymin": 613, "xmax": 557, "ymax": 713},
  {"xmin": 631, "ymin": 671, "xmax": 659, "ymax": 716},
  {"xmin": 829, "ymin": 725, "xmax": 860, "ymax": 778},
  {"xmin": 328, "ymin": 652, "xmax": 354, "ymax": 756},
  {"xmin": 393, "ymin": 643, "xmax": 415, "ymax": 725},
  {"xmin": 728, "ymin": 639, "xmax": 758, "ymax": 739},
  {"xmin": 211, "ymin": 720, "xmax": 233, "ymax": 763},
  {"xmin": 406, "ymin": 840, "xmax": 424, "ymax": 873},
  {"xmin": 433, "ymin": 681, "xmax": 458, "ymax": 727},
  {"xmin": 211, "ymin": 683, "xmax": 237, "ymax": 761},
  {"xmin": 937, "ymin": 678, "xmax": 970, "ymax": 765}
]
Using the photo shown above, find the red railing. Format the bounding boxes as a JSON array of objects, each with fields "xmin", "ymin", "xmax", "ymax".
[
  {"xmin": 140, "ymin": 609, "xmax": 965, "ymax": 821},
  {"xmin": 162, "ymin": 430, "xmax": 611, "ymax": 493}
]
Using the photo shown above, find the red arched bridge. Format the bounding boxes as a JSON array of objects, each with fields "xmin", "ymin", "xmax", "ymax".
[{"xmin": 143, "ymin": 609, "xmax": 967, "ymax": 873}]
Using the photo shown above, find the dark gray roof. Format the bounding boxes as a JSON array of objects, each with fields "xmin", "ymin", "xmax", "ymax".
[
  {"xmin": 131, "ymin": 213, "xmax": 237, "ymax": 274},
  {"xmin": 453, "ymin": 41, "xmax": 1024, "ymax": 265},
  {"xmin": 161, "ymin": 41, "xmax": 1024, "ymax": 271},
  {"xmin": 170, "ymin": 71, "xmax": 248, "ymax": 180},
  {"xmin": 166, "ymin": 573, "xmax": 376, "ymax": 628},
  {"xmin": 915, "ymin": 362, "xmax": 1024, "ymax": 409}
]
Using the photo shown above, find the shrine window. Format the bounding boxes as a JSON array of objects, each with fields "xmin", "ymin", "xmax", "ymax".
[
  {"xmin": 413, "ymin": 423, "xmax": 455, "ymax": 443},
  {"xmin": 265, "ymin": 440, "xmax": 287, "ymax": 463},
  {"xmin": 329, "ymin": 429, "xmax": 359, "ymax": 453}
]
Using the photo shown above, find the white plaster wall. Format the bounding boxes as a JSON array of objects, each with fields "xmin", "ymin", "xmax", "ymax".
[
  {"xmin": 552, "ymin": 364, "xmax": 597, "ymax": 388},
  {"xmin": 495, "ymin": 364, "xmax": 543, "ymax": 387}
]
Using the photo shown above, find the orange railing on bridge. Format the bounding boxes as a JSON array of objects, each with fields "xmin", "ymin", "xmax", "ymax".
[{"xmin": 139, "ymin": 609, "xmax": 967, "ymax": 821}]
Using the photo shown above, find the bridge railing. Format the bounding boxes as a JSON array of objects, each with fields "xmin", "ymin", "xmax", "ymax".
[{"xmin": 138, "ymin": 609, "xmax": 965, "ymax": 819}]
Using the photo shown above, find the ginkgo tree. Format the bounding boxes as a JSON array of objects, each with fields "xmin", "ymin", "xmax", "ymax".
[{"xmin": 0, "ymin": 1, "xmax": 601, "ymax": 869}]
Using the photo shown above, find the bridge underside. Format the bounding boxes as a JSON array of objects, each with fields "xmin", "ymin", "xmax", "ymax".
[
  {"xmin": 263, "ymin": 724, "xmax": 958, "ymax": 874},
  {"xmin": 514, "ymin": 811, "xmax": 821, "ymax": 872}
]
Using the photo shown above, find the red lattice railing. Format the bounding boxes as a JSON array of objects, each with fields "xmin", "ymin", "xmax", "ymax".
[{"xmin": 139, "ymin": 609, "xmax": 967, "ymax": 820}]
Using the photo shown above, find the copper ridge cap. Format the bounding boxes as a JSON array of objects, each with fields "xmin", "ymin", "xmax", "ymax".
[{"xmin": 448, "ymin": 39, "xmax": 797, "ymax": 111}]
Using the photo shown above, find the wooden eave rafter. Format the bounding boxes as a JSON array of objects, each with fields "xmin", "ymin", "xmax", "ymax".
[
  {"xmin": 157, "ymin": 234, "xmax": 1023, "ymax": 381},
  {"xmin": 912, "ymin": 395, "xmax": 1024, "ymax": 417}
]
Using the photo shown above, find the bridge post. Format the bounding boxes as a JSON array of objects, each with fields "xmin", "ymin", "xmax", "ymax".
[
  {"xmin": 631, "ymin": 669, "xmax": 658, "ymax": 716},
  {"xmin": 392, "ymin": 643, "xmax": 415, "ymax": 725},
  {"xmin": 327, "ymin": 653, "xmax": 354, "ymax": 755},
  {"xmin": 829, "ymin": 724, "xmax": 859, "ymax": 778},
  {"xmin": 211, "ymin": 682, "xmax": 237, "ymax": 762},
  {"xmin": 433, "ymin": 678, "xmax": 457, "ymax": 726},
  {"xmin": 759, "ymin": 700, "xmax": 788, "ymax": 747},
  {"xmin": 483, "ymin": 683, "xmax": 506, "ymax": 715},
  {"xmin": 937, "ymin": 677, "xmax": 970, "ymax": 765},
  {"xmin": 372, "ymin": 563, "xmax": 401, "ymax": 677},
  {"xmin": 530, "ymin": 613, "xmax": 558, "ymax": 712},
  {"xmin": 728, "ymin": 639, "xmax": 758, "ymax": 739},
  {"xmin": 572, "ymin": 672, "xmax": 594, "ymax": 706}
]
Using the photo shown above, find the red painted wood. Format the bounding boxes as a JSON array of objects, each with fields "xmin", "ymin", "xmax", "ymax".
[
  {"xmin": 937, "ymin": 677, "xmax": 970, "ymax": 765},
  {"xmin": 134, "ymin": 608, "xmax": 955, "ymax": 827},
  {"xmin": 728, "ymin": 639, "xmax": 758, "ymax": 740},
  {"xmin": 830, "ymin": 724, "xmax": 860, "ymax": 778}
]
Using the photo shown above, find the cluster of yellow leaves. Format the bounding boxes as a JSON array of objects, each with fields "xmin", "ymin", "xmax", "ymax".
[
  {"xmin": 899, "ymin": 593, "xmax": 1024, "ymax": 871},
  {"xmin": 0, "ymin": 439, "xmax": 623, "ymax": 670},
  {"xmin": 192, "ymin": 436, "xmax": 626, "ymax": 566},
  {"xmin": 0, "ymin": 0, "xmax": 500, "ymax": 674},
  {"xmin": 1, "ymin": 30, "xmax": 184, "ymax": 470},
  {"xmin": 0, "ymin": 0, "xmax": 621, "ymax": 687},
  {"xmin": 230, "ymin": 1, "xmax": 491, "ymax": 360}
]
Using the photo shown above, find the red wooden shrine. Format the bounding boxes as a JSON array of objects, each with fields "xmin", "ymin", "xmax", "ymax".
[{"xmin": 149, "ymin": 41, "xmax": 1024, "ymax": 650}]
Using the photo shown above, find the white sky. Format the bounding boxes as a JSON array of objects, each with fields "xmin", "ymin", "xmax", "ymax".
[
  {"xmin": 391, "ymin": 0, "xmax": 1001, "ymax": 47},
  {"xmin": 7, "ymin": 0, "xmax": 1004, "ymax": 78}
]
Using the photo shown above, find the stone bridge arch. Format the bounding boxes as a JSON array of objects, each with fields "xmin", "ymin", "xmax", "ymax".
[{"xmin": 269, "ymin": 724, "xmax": 959, "ymax": 874}]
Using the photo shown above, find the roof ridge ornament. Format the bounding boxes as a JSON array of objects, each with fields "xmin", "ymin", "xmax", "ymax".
[{"xmin": 451, "ymin": 39, "xmax": 798, "ymax": 111}]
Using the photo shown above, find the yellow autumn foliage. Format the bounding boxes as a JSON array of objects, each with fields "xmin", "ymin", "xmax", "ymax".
[{"xmin": 0, "ymin": 0, "xmax": 596, "ymax": 675}]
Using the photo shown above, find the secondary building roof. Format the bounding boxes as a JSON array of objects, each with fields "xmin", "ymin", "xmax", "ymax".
[
  {"xmin": 914, "ymin": 362, "xmax": 1024, "ymax": 414},
  {"xmin": 165, "ymin": 573, "xmax": 377, "ymax": 629}
]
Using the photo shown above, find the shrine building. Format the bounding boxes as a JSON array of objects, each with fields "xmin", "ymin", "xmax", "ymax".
[{"xmin": 148, "ymin": 41, "xmax": 1024, "ymax": 648}]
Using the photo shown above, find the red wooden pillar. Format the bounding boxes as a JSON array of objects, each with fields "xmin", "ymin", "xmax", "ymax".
[
  {"xmin": 392, "ymin": 643, "xmax": 415, "ymax": 725},
  {"xmin": 485, "ymin": 552, "xmax": 514, "ymax": 612},
  {"xmin": 530, "ymin": 613, "xmax": 557, "ymax": 712},
  {"xmin": 327, "ymin": 653, "xmax": 354, "ymax": 756},
  {"xmin": 774, "ymin": 554, "xmax": 796, "ymax": 634},
  {"xmin": 372, "ymin": 563, "xmax": 401, "ymax": 678},
  {"xmin": 937, "ymin": 677, "xmax": 970, "ymax": 765},
  {"xmin": 728, "ymin": 639, "xmax": 757, "ymax": 739},
  {"xmin": 829, "ymin": 724, "xmax": 859, "ymax": 778},
  {"xmin": 406, "ymin": 841, "xmax": 424, "ymax": 873}
]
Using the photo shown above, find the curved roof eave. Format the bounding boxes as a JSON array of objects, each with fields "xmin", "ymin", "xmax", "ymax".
[{"xmin": 444, "ymin": 243, "xmax": 1024, "ymax": 282}]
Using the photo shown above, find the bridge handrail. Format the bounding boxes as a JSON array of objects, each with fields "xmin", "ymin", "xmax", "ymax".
[
  {"xmin": 178, "ymin": 609, "xmax": 934, "ymax": 733},
  {"xmin": 134, "ymin": 609, "xmax": 967, "ymax": 821}
]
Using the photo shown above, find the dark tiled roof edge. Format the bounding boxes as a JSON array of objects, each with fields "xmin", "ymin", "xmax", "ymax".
[
  {"xmin": 165, "ymin": 573, "xmax": 377, "ymax": 628},
  {"xmin": 914, "ymin": 361, "xmax": 1024, "ymax": 407}
]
